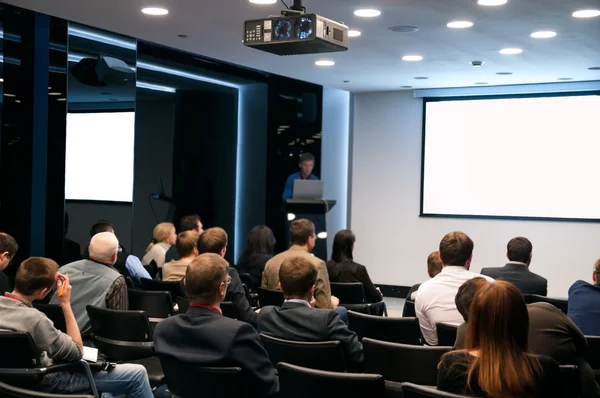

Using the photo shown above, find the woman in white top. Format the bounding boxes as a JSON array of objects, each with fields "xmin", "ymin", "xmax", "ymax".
[{"xmin": 142, "ymin": 222, "xmax": 176, "ymax": 270}]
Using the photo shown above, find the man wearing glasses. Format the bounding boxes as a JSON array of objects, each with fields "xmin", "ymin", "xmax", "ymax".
[{"xmin": 0, "ymin": 232, "xmax": 18, "ymax": 295}]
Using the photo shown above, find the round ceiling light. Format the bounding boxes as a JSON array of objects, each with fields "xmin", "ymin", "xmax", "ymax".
[
  {"xmin": 447, "ymin": 21, "xmax": 474, "ymax": 29},
  {"xmin": 315, "ymin": 60, "xmax": 335, "ymax": 67},
  {"xmin": 354, "ymin": 9, "xmax": 381, "ymax": 17},
  {"xmin": 141, "ymin": 7, "xmax": 169, "ymax": 15},
  {"xmin": 249, "ymin": 0, "xmax": 277, "ymax": 3},
  {"xmin": 402, "ymin": 55, "xmax": 423, "ymax": 62},
  {"xmin": 572, "ymin": 9, "xmax": 600, "ymax": 18},
  {"xmin": 531, "ymin": 31, "xmax": 557, "ymax": 39},
  {"xmin": 348, "ymin": 30, "xmax": 362, "ymax": 37},
  {"xmin": 478, "ymin": 0, "xmax": 508, "ymax": 5},
  {"xmin": 499, "ymin": 48, "xmax": 523, "ymax": 55}
]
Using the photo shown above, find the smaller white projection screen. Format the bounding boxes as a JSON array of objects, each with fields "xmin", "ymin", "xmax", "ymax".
[
  {"xmin": 65, "ymin": 112, "xmax": 135, "ymax": 202},
  {"xmin": 422, "ymin": 94, "xmax": 600, "ymax": 220}
]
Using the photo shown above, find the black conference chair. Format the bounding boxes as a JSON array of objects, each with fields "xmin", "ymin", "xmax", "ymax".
[
  {"xmin": 85, "ymin": 306, "xmax": 165, "ymax": 388},
  {"xmin": 585, "ymin": 335, "xmax": 600, "ymax": 382},
  {"xmin": 239, "ymin": 273, "xmax": 259, "ymax": 307},
  {"xmin": 128, "ymin": 289, "xmax": 174, "ymax": 323},
  {"xmin": 330, "ymin": 282, "xmax": 387, "ymax": 316},
  {"xmin": 363, "ymin": 337, "xmax": 452, "ymax": 385},
  {"xmin": 277, "ymin": 362, "xmax": 385, "ymax": 398},
  {"xmin": 257, "ymin": 287, "xmax": 284, "ymax": 307},
  {"xmin": 259, "ymin": 333, "xmax": 347, "ymax": 372},
  {"xmin": 0, "ymin": 381, "xmax": 94, "ymax": 398},
  {"xmin": 176, "ymin": 296, "xmax": 190, "ymax": 313},
  {"xmin": 144, "ymin": 260, "xmax": 159, "ymax": 280},
  {"xmin": 403, "ymin": 300, "xmax": 416, "ymax": 318},
  {"xmin": 238, "ymin": 272, "xmax": 255, "ymax": 291},
  {"xmin": 0, "ymin": 331, "xmax": 99, "ymax": 397},
  {"xmin": 221, "ymin": 301, "xmax": 237, "ymax": 319},
  {"xmin": 347, "ymin": 311, "xmax": 421, "ymax": 345},
  {"xmin": 436, "ymin": 323, "xmax": 458, "ymax": 347},
  {"xmin": 559, "ymin": 364, "xmax": 580, "ymax": 398},
  {"xmin": 139, "ymin": 278, "xmax": 184, "ymax": 301},
  {"xmin": 158, "ymin": 355, "xmax": 251, "ymax": 398},
  {"xmin": 524, "ymin": 294, "xmax": 568, "ymax": 314},
  {"xmin": 401, "ymin": 382, "xmax": 470, "ymax": 398},
  {"xmin": 32, "ymin": 303, "xmax": 67, "ymax": 334}
]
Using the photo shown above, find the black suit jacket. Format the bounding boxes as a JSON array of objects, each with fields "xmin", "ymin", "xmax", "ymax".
[
  {"xmin": 154, "ymin": 306, "xmax": 278, "ymax": 397},
  {"xmin": 481, "ymin": 263, "xmax": 547, "ymax": 296},
  {"xmin": 257, "ymin": 301, "xmax": 363, "ymax": 370}
]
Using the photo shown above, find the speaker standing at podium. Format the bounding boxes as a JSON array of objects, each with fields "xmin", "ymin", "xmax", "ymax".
[{"xmin": 282, "ymin": 152, "xmax": 319, "ymax": 201}]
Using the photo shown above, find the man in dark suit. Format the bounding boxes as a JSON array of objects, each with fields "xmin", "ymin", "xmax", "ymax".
[
  {"xmin": 481, "ymin": 237, "xmax": 547, "ymax": 296},
  {"xmin": 154, "ymin": 253, "xmax": 278, "ymax": 397},
  {"xmin": 257, "ymin": 256, "xmax": 363, "ymax": 370}
]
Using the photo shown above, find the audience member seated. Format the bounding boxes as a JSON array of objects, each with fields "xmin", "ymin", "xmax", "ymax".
[
  {"xmin": 84, "ymin": 221, "xmax": 150, "ymax": 281},
  {"xmin": 163, "ymin": 231, "xmax": 199, "ymax": 282},
  {"xmin": 236, "ymin": 225, "xmax": 276, "ymax": 289},
  {"xmin": 454, "ymin": 277, "xmax": 488, "ymax": 349},
  {"xmin": 416, "ymin": 232, "xmax": 493, "ymax": 345},
  {"xmin": 258, "ymin": 256, "xmax": 363, "ymax": 370},
  {"xmin": 326, "ymin": 229, "xmax": 383, "ymax": 304},
  {"xmin": 0, "ymin": 257, "xmax": 153, "ymax": 397},
  {"xmin": 406, "ymin": 251, "xmax": 443, "ymax": 301},
  {"xmin": 568, "ymin": 258, "xmax": 600, "ymax": 336},
  {"xmin": 263, "ymin": 219, "xmax": 339, "ymax": 311},
  {"xmin": 0, "ymin": 232, "xmax": 18, "ymax": 296},
  {"xmin": 51, "ymin": 232, "xmax": 128, "ymax": 333},
  {"xmin": 142, "ymin": 222, "xmax": 176, "ymax": 271},
  {"xmin": 62, "ymin": 213, "xmax": 81, "ymax": 265},
  {"xmin": 198, "ymin": 227, "xmax": 257, "ymax": 327},
  {"xmin": 481, "ymin": 237, "xmax": 547, "ymax": 296},
  {"xmin": 438, "ymin": 280, "xmax": 561, "ymax": 397},
  {"xmin": 154, "ymin": 253, "xmax": 278, "ymax": 397},
  {"xmin": 165, "ymin": 214, "xmax": 204, "ymax": 263}
]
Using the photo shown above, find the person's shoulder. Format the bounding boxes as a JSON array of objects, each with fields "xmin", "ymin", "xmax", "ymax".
[
  {"xmin": 439, "ymin": 351, "xmax": 471, "ymax": 371},
  {"xmin": 286, "ymin": 172, "xmax": 300, "ymax": 180},
  {"xmin": 534, "ymin": 354, "xmax": 560, "ymax": 375},
  {"xmin": 529, "ymin": 271, "xmax": 547, "ymax": 283},
  {"xmin": 569, "ymin": 279, "xmax": 592, "ymax": 293},
  {"xmin": 473, "ymin": 271, "xmax": 495, "ymax": 282}
]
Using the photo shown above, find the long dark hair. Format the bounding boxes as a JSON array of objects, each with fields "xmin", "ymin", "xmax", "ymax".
[
  {"xmin": 239, "ymin": 225, "xmax": 276, "ymax": 263},
  {"xmin": 331, "ymin": 230, "xmax": 356, "ymax": 263}
]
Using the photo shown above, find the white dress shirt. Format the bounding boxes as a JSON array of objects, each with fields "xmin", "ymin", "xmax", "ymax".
[{"xmin": 415, "ymin": 265, "xmax": 494, "ymax": 345}]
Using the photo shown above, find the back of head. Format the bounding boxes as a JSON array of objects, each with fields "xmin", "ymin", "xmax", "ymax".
[
  {"xmin": 244, "ymin": 225, "xmax": 276, "ymax": 258},
  {"xmin": 427, "ymin": 251, "xmax": 443, "ymax": 277},
  {"xmin": 15, "ymin": 257, "xmax": 59, "ymax": 296},
  {"xmin": 179, "ymin": 214, "xmax": 201, "ymax": 233},
  {"xmin": 185, "ymin": 253, "xmax": 229, "ymax": 304},
  {"xmin": 0, "ymin": 232, "xmax": 18, "ymax": 256},
  {"xmin": 176, "ymin": 231, "xmax": 199, "ymax": 258},
  {"xmin": 455, "ymin": 277, "xmax": 487, "ymax": 322},
  {"xmin": 197, "ymin": 227, "xmax": 228, "ymax": 254},
  {"xmin": 146, "ymin": 222, "xmax": 176, "ymax": 253},
  {"xmin": 89, "ymin": 220, "xmax": 113, "ymax": 238},
  {"xmin": 464, "ymin": 280, "xmax": 539, "ymax": 397},
  {"xmin": 331, "ymin": 230, "xmax": 355, "ymax": 263},
  {"xmin": 289, "ymin": 219, "xmax": 315, "ymax": 246},
  {"xmin": 279, "ymin": 256, "xmax": 317, "ymax": 299},
  {"xmin": 507, "ymin": 237, "xmax": 532, "ymax": 264},
  {"xmin": 594, "ymin": 259, "xmax": 600, "ymax": 286},
  {"xmin": 89, "ymin": 232, "xmax": 119, "ymax": 264},
  {"xmin": 439, "ymin": 231, "xmax": 474, "ymax": 267}
]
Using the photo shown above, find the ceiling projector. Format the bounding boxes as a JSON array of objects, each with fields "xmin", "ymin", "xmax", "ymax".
[{"xmin": 243, "ymin": 1, "xmax": 349, "ymax": 56}]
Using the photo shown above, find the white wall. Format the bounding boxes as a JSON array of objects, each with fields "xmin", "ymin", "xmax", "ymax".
[{"xmin": 351, "ymin": 91, "xmax": 600, "ymax": 297}]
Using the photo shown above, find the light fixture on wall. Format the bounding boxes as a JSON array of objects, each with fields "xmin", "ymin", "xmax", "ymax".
[
  {"xmin": 317, "ymin": 232, "xmax": 327, "ymax": 239},
  {"xmin": 287, "ymin": 213, "xmax": 296, "ymax": 221},
  {"xmin": 137, "ymin": 81, "xmax": 176, "ymax": 93}
]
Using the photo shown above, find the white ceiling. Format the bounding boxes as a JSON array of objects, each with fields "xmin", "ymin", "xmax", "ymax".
[{"xmin": 5, "ymin": 0, "xmax": 600, "ymax": 92}]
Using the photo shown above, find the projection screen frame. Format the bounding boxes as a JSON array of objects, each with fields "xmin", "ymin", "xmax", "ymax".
[{"xmin": 420, "ymin": 90, "xmax": 600, "ymax": 223}]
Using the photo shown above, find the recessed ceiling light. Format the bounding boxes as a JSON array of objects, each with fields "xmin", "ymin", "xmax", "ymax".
[
  {"xmin": 572, "ymin": 9, "xmax": 600, "ymax": 18},
  {"xmin": 3, "ymin": 93, "xmax": 15, "ymax": 97},
  {"xmin": 0, "ymin": 78, "xmax": 4, "ymax": 83},
  {"xmin": 48, "ymin": 92, "xmax": 62, "ymax": 96},
  {"xmin": 402, "ymin": 86, "xmax": 413, "ymax": 89},
  {"xmin": 478, "ymin": 0, "xmax": 508, "ymax": 6},
  {"xmin": 402, "ymin": 55, "xmax": 423, "ymax": 62},
  {"xmin": 589, "ymin": 67, "xmax": 600, "ymax": 70},
  {"xmin": 348, "ymin": 30, "xmax": 362, "ymax": 37},
  {"xmin": 499, "ymin": 48, "xmax": 523, "ymax": 55},
  {"xmin": 249, "ymin": 0, "xmax": 277, "ymax": 3},
  {"xmin": 474, "ymin": 82, "xmax": 489, "ymax": 85},
  {"xmin": 354, "ymin": 9, "xmax": 381, "ymax": 17},
  {"xmin": 447, "ymin": 21, "xmax": 474, "ymax": 29},
  {"xmin": 496, "ymin": 72, "xmax": 513, "ymax": 75},
  {"xmin": 557, "ymin": 77, "xmax": 573, "ymax": 81},
  {"xmin": 315, "ymin": 60, "xmax": 335, "ymax": 67},
  {"xmin": 15, "ymin": 100, "xmax": 21, "ymax": 103},
  {"xmin": 389, "ymin": 26, "xmax": 419, "ymax": 33},
  {"xmin": 414, "ymin": 77, "xmax": 429, "ymax": 80},
  {"xmin": 531, "ymin": 31, "xmax": 557, "ymax": 39},
  {"xmin": 141, "ymin": 7, "xmax": 169, "ymax": 16},
  {"xmin": 57, "ymin": 98, "xmax": 66, "ymax": 102}
]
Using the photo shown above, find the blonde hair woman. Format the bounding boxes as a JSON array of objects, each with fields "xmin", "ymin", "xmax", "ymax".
[{"xmin": 142, "ymin": 222, "xmax": 176, "ymax": 270}]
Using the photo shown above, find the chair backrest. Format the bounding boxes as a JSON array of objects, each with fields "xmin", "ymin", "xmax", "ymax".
[
  {"xmin": 586, "ymin": 335, "xmax": 600, "ymax": 370},
  {"xmin": 158, "ymin": 354, "xmax": 249, "ymax": 398},
  {"xmin": 32, "ymin": 303, "xmax": 67, "ymax": 334},
  {"xmin": 363, "ymin": 337, "xmax": 452, "ymax": 384},
  {"xmin": 559, "ymin": 364, "xmax": 580, "ymax": 398},
  {"xmin": 401, "ymin": 382, "xmax": 470, "ymax": 398},
  {"xmin": 403, "ymin": 300, "xmax": 416, "ymax": 317},
  {"xmin": 436, "ymin": 323, "xmax": 458, "ymax": 347},
  {"xmin": 347, "ymin": 311, "xmax": 421, "ymax": 345},
  {"xmin": 144, "ymin": 260, "xmax": 158, "ymax": 280},
  {"xmin": 140, "ymin": 278, "xmax": 184, "ymax": 300},
  {"xmin": 239, "ymin": 273, "xmax": 254, "ymax": 291},
  {"xmin": 330, "ymin": 282, "xmax": 367, "ymax": 304},
  {"xmin": 221, "ymin": 301, "xmax": 237, "ymax": 319},
  {"xmin": 0, "ymin": 381, "xmax": 94, "ymax": 398},
  {"xmin": 259, "ymin": 333, "xmax": 346, "ymax": 372},
  {"xmin": 128, "ymin": 289, "xmax": 174, "ymax": 321},
  {"xmin": 525, "ymin": 294, "xmax": 568, "ymax": 314},
  {"xmin": 277, "ymin": 362, "xmax": 385, "ymax": 398},
  {"xmin": 86, "ymin": 305, "xmax": 154, "ymax": 361},
  {"xmin": 0, "ymin": 331, "xmax": 42, "ymax": 386},
  {"xmin": 176, "ymin": 296, "xmax": 190, "ymax": 313},
  {"xmin": 257, "ymin": 287, "xmax": 284, "ymax": 307},
  {"xmin": 125, "ymin": 276, "xmax": 135, "ymax": 289}
]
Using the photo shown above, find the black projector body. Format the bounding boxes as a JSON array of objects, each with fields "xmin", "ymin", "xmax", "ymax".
[{"xmin": 243, "ymin": 13, "xmax": 349, "ymax": 56}]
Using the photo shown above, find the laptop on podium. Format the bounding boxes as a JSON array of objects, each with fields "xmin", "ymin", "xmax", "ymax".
[{"xmin": 292, "ymin": 180, "xmax": 324, "ymax": 200}]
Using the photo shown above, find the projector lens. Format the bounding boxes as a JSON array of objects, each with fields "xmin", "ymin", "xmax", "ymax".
[
  {"xmin": 295, "ymin": 17, "xmax": 313, "ymax": 39},
  {"xmin": 274, "ymin": 19, "xmax": 293, "ymax": 40}
]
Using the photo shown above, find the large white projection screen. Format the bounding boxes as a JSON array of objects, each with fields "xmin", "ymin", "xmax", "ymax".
[
  {"xmin": 422, "ymin": 94, "xmax": 600, "ymax": 220},
  {"xmin": 65, "ymin": 112, "xmax": 135, "ymax": 202}
]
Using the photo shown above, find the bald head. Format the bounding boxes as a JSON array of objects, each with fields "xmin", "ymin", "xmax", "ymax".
[
  {"xmin": 185, "ymin": 253, "xmax": 229, "ymax": 305},
  {"xmin": 89, "ymin": 232, "xmax": 119, "ymax": 265}
]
